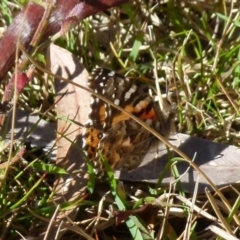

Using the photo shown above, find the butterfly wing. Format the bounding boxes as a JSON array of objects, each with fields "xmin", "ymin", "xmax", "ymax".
[{"xmin": 82, "ymin": 68, "xmax": 175, "ymax": 176}]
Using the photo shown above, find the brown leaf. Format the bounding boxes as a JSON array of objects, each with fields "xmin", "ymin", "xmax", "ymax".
[{"xmin": 45, "ymin": 43, "xmax": 91, "ymax": 238}]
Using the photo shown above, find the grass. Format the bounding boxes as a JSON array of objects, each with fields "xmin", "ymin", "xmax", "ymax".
[{"xmin": 0, "ymin": 0, "xmax": 240, "ymax": 239}]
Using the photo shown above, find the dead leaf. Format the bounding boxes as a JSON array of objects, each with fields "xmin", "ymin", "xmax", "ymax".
[
  {"xmin": 45, "ymin": 43, "xmax": 91, "ymax": 238},
  {"xmin": 118, "ymin": 133, "xmax": 240, "ymax": 193}
]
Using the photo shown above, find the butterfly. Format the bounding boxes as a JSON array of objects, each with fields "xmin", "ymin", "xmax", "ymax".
[{"xmin": 82, "ymin": 68, "xmax": 175, "ymax": 177}]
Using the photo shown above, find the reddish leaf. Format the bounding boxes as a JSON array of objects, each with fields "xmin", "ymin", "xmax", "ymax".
[{"xmin": 0, "ymin": 0, "xmax": 133, "ymax": 80}]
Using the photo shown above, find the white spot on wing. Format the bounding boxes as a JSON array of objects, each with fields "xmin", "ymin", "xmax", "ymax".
[
  {"xmin": 125, "ymin": 86, "xmax": 136, "ymax": 100},
  {"xmin": 114, "ymin": 99, "xmax": 120, "ymax": 105},
  {"xmin": 108, "ymin": 71, "xmax": 115, "ymax": 77}
]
